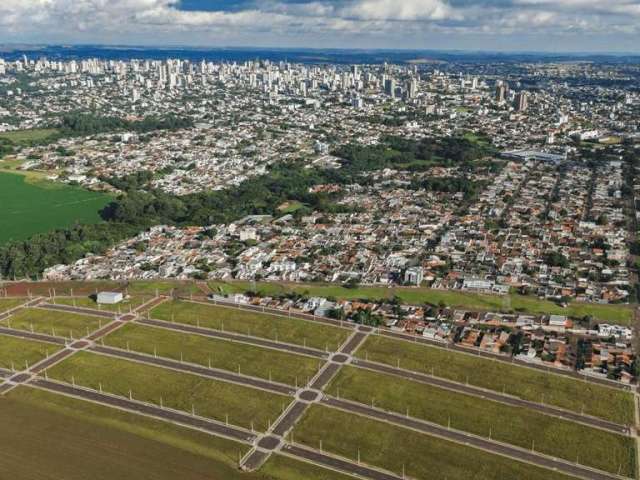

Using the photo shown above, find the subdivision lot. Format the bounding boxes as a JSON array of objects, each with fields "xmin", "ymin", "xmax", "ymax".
[
  {"xmin": 2, "ymin": 307, "xmax": 104, "ymax": 339},
  {"xmin": 53, "ymin": 295, "xmax": 153, "ymax": 313},
  {"xmin": 0, "ymin": 387, "xmax": 354, "ymax": 480},
  {"xmin": 46, "ymin": 351, "xmax": 289, "ymax": 432},
  {"xmin": 291, "ymin": 405, "xmax": 578, "ymax": 480},
  {"xmin": 326, "ymin": 366, "xmax": 635, "ymax": 477},
  {"xmin": 0, "ymin": 335, "xmax": 61, "ymax": 370},
  {"xmin": 103, "ymin": 323, "xmax": 323, "ymax": 386},
  {"xmin": 356, "ymin": 335, "xmax": 634, "ymax": 425},
  {"xmin": 0, "ymin": 297, "xmax": 26, "ymax": 313},
  {"xmin": 151, "ymin": 300, "xmax": 350, "ymax": 351}
]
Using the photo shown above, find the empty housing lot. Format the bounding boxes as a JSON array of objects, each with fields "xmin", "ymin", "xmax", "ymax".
[{"xmin": 0, "ymin": 292, "xmax": 637, "ymax": 480}]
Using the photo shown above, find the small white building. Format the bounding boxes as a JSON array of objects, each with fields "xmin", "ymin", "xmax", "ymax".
[{"xmin": 97, "ymin": 291, "xmax": 123, "ymax": 305}]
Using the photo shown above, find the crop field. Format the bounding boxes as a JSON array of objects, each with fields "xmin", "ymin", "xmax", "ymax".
[
  {"xmin": 47, "ymin": 351, "xmax": 290, "ymax": 432},
  {"xmin": 3, "ymin": 307, "xmax": 105, "ymax": 339},
  {"xmin": 356, "ymin": 335, "xmax": 635, "ymax": 425},
  {"xmin": 150, "ymin": 300, "xmax": 351, "ymax": 351},
  {"xmin": 0, "ymin": 171, "xmax": 112, "ymax": 244},
  {"xmin": 291, "ymin": 405, "xmax": 578, "ymax": 480},
  {"xmin": 0, "ymin": 297, "xmax": 26, "ymax": 313},
  {"xmin": 53, "ymin": 294, "xmax": 153, "ymax": 313},
  {"xmin": 0, "ymin": 335, "xmax": 61, "ymax": 370},
  {"xmin": 326, "ymin": 366, "xmax": 636, "ymax": 476},
  {"xmin": 0, "ymin": 387, "xmax": 356, "ymax": 480},
  {"xmin": 103, "ymin": 323, "xmax": 324, "ymax": 386},
  {"xmin": 0, "ymin": 128, "xmax": 59, "ymax": 144},
  {"xmin": 208, "ymin": 280, "xmax": 633, "ymax": 325}
]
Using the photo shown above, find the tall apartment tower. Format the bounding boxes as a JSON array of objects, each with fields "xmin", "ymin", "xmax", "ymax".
[{"xmin": 515, "ymin": 91, "xmax": 529, "ymax": 112}]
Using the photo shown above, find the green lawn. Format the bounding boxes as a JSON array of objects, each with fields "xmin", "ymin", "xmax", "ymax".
[
  {"xmin": 53, "ymin": 295, "xmax": 154, "ymax": 313},
  {"xmin": 0, "ymin": 297, "xmax": 26, "ymax": 313},
  {"xmin": 47, "ymin": 351, "xmax": 289, "ymax": 432},
  {"xmin": 103, "ymin": 323, "xmax": 323, "ymax": 386},
  {"xmin": 292, "ymin": 406, "xmax": 578, "ymax": 480},
  {"xmin": 0, "ymin": 388, "xmax": 356, "ymax": 480},
  {"xmin": 151, "ymin": 300, "xmax": 351, "ymax": 351},
  {"xmin": 0, "ymin": 128, "xmax": 58, "ymax": 144},
  {"xmin": 0, "ymin": 335, "xmax": 60, "ymax": 370},
  {"xmin": 208, "ymin": 281, "xmax": 633, "ymax": 325},
  {"xmin": 0, "ymin": 171, "xmax": 112, "ymax": 244},
  {"xmin": 327, "ymin": 367, "xmax": 635, "ymax": 476},
  {"xmin": 3, "ymin": 307, "xmax": 104, "ymax": 339},
  {"xmin": 128, "ymin": 280, "xmax": 201, "ymax": 296},
  {"xmin": 357, "ymin": 335, "xmax": 634, "ymax": 425}
]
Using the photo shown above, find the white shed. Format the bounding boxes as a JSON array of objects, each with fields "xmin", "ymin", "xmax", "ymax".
[{"xmin": 97, "ymin": 291, "xmax": 124, "ymax": 305}]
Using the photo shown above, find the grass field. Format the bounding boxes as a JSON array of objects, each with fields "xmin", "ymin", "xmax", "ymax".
[
  {"xmin": 356, "ymin": 335, "xmax": 635, "ymax": 425},
  {"xmin": 128, "ymin": 280, "xmax": 202, "ymax": 296},
  {"xmin": 292, "ymin": 405, "xmax": 578, "ymax": 480},
  {"xmin": 0, "ymin": 171, "xmax": 112, "ymax": 244},
  {"xmin": 0, "ymin": 387, "xmax": 355, "ymax": 480},
  {"xmin": 3, "ymin": 307, "xmax": 104, "ymax": 339},
  {"xmin": 151, "ymin": 300, "xmax": 351, "ymax": 351},
  {"xmin": 47, "ymin": 351, "xmax": 289, "ymax": 432},
  {"xmin": 0, "ymin": 297, "xmax": 26, "ymax": 313},
  {"xmin": 326, "ymin": 366, "xmax": 635, "ymax": 476},
  {"xmin": 53, "ymin": 295, "xmax": 154, "ymax": 313},
  {"xmin": 208, "ymin": 280, "xmax": 633, "ymax": 325},
  {"xmin": 0, "ymin": 335, "xmax": 60, "ymax": 370},
  {"xmin": 0, "ymin": 128, "xmax": 59, "ymax": 144},
  {"xmin": 103, "ymin": 323, "xmax": 323, "ymax": 386}
]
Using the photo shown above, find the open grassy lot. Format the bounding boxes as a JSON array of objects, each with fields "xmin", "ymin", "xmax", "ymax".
[
  {"xmin": 0, "ymin": 171, "xmax": 112, "ymax": 244},
  {"xmin": 208, "ymin": 281, "xmax": 633, "ymax": 325},
  {"xmin": 0, "ymin": 335, "xmax": 60, "ymax": 370},
  {"xmin": 47, "ymin": 351, "xmax": 289, "ymax": 432},
  {"xmin": 327, "ymin": 366, "xmax": 635, "ymax": 476},
  {"xmin": 3, "ymin": 307, "xmax": 104, "ymax": 339},
  {"xmin": 128, "ymin": 280, "xmax": 201, "ymax": 296},
  {"xmin": 53, "ymin": 295, "xmax": 154, "ymax": 313},
  {"xmin": 0, "ymin": 128, "xmax": 59, "ymax": 144},
  {"xmin": 0, "ymin": 387, "xmax": 359, "ymax": 480},
  {"xmin": 0, "ymin": 297, "xmax": 26, "ymax": 313},
  {"xmin": 151, "ymin": 300, "xmax": 351, "ymax": 351},
  {"xmin": 103, "ymin": 323, "xmax": 323, "ymax": 386},
  {"xmin": 356, "ymin": 335, "xmax": 635, "ymax": 425},
  {"xmin": 292, "ymin": 405, "xmax": 578, "ymax": 480}
]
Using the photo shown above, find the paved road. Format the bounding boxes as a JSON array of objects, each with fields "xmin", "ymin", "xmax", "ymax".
[
  {"xmin": 89, "ymin": 345, "xmax": 295, "ymax": 396},
  {"xmin": 29, "ymin": 349, "xmax": 76, "ymax": 374},
  {"xmin": 86, "ymin": 320, "xmax": 125, "ymax": 341},
  {"xmin": 30, "ymin": 378, "xmax": 257, "ymax": 444},
  {"xmin": 379, "ymin": 330, "xmax": 632, "ymax": 392},
  {"xmin": 0, "ymin": 326, "xmax": 66, "ymax": 345},
  {"xmin": 39, "ymin": 303, "xmax": 117, "ymax": 319},
  {"xmin": 0, "ymin": 368, "xmax": 11, "ymax": 378},
  {"xmin": 321, "ymin": 396, "xmax": 626, "ymax": 480},
  {"xmin": 283, "ymin": 444, "xmax": 401, "ymax": 480},
  {"xmin": 137, "ymin": 318, "xmax": 328, "ymax": 359},
  {"xmin": 271, "ymin": 401, "xmax": 309, "ymax": 437},
  {"xmin": 352, "ymin": 358, "xmax": 629, "ymax": 434}
]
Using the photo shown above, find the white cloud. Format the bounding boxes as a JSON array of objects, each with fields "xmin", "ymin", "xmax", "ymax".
[{"xmin": 0, "ymin": 0, "xmax": 638, "ymax": 48}]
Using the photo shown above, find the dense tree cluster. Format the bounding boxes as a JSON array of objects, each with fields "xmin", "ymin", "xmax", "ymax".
[{"xmin": 56, "ymin": 113, "xmax": 194, "ymax": 136}]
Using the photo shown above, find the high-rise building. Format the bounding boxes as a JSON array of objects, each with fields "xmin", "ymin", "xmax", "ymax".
[
  {"xmin": 495, "ymin": 82, "xmax": 507, "ymax": 103},
  {"xmin": 384, "ymin": 78, "xmax": 396, "ymax": 97},
  {"xmin": 407, "ymin": 78, "xmax": 418, "ymax": 99},
  {"xmin": 515, "ymin": 91, "xmax": 529, "ymax": 112}
]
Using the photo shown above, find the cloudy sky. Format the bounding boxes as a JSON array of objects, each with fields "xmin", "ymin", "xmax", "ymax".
[{"xmin": 1, "ymin": 0, "xmax": 639, "ymax": 52}]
